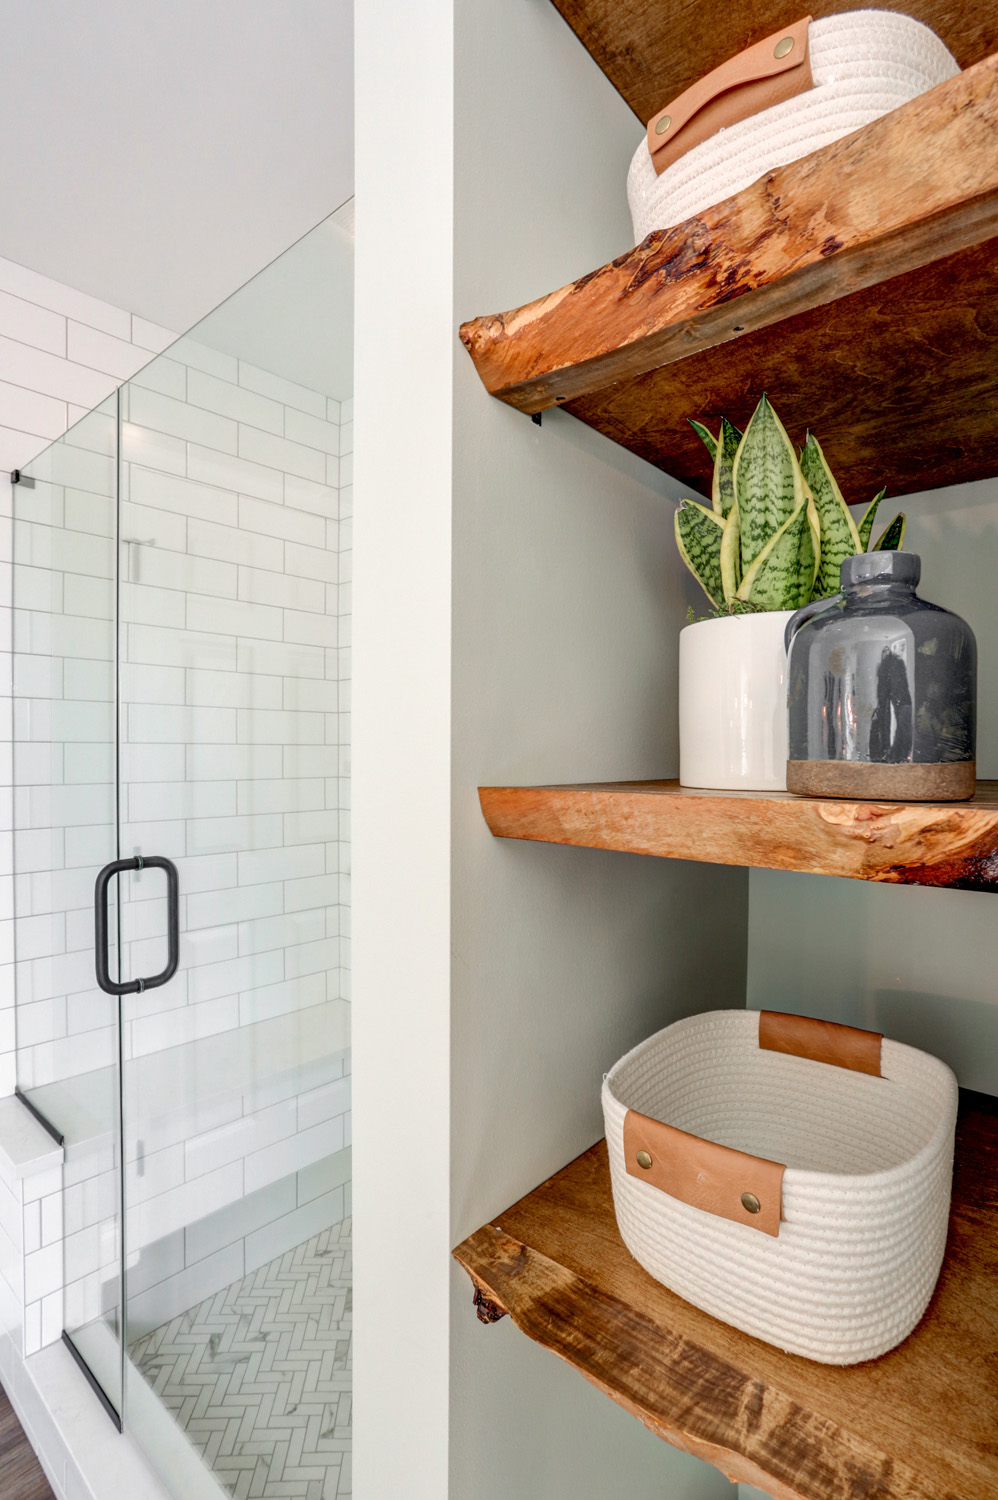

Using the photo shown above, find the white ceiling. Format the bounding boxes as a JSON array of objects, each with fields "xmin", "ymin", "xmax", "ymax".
[{"xmin": 0, "ymin": 0, "xmax": 353, "ymax": 335}]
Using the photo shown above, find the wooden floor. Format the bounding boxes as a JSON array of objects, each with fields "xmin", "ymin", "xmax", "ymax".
[{"xmin": 0, "ymin": 1385, "xmax": 53, "ymax": 1500}]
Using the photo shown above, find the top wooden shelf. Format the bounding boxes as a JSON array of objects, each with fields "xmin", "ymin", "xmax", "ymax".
[
  {"xmin": 459, "ymin": 54, "xmax": 998, "ymax": 499},
  {"xmin": 549, "ymin": 0, "xmax": 998, "ymax": 124}
]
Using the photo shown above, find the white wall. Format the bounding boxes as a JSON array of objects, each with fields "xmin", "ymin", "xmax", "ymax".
[
  {"xmin": 748, "ymin": 477, "xmax": 998, "ymax": 1097},
  {"xmin": 355, "ymin": 2, "xmax": 744, "ymax": 1498}
]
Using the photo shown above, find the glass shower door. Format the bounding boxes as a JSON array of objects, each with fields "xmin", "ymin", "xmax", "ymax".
[{"xmin": 12, "ymin": 393, "xmax": 125, "ymax": 1422}]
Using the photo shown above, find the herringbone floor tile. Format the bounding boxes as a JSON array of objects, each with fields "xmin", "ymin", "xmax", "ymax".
[{"xmin": 130, "ymin": 1220, "xmax": 352, "ymax": 1499}]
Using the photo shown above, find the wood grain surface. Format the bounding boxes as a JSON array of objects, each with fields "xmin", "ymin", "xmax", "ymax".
[
  {"xmin": 548, "ymin": 0, "xmax": 998, "ymax": 124},
  {"xmin": 454, "ymin": 1094, "xmax": 998, "ymax": 1500},
  {"xmin": 478, "ymin": 781, "xmax": 998, "ymax": 890},
  {"xmin": 458, "ymin": 58, "xmax": 998, "ymax": 498},
  {"xmin": 0, "ymin": 1383, "xmax": 55, "ymax": 1500}
]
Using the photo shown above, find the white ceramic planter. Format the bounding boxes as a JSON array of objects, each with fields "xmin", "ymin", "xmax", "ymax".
[{"xmin": 679, "ymin": 611, "xmax": 793, "ymax": 790}]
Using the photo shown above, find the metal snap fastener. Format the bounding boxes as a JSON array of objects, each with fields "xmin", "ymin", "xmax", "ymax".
[
  {"xmin": 636, "ymin": 1150, "xmax": 653, "ymax": 1169},
  {"xmin": 741, "ymin": 1192, "xmax": 761, "ymax": 1214},
  {"xmin": 774, "ymin": 36, "xmax": 795, "ymax": 58},
  {"xmin": 654, "ymin": 114, "xmax": 671, "ymax": 135}
]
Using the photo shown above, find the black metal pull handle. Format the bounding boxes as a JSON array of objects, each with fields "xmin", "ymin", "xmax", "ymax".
[{"xmin": 94, "ymin": 856, "xmax": 179, "ymax": 996}]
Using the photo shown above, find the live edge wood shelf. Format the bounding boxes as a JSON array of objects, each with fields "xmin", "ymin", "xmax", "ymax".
[
  {"xmin": 453, "ymin": 1092, "xmax": 998, "ymax": 1500},
  {"xmin": 459, "ymin": 51, "xmax": 998, "ymax": 499},
  {"xmin": 479, "ymin": 781, "xmax": 998, "ymax": 890}
]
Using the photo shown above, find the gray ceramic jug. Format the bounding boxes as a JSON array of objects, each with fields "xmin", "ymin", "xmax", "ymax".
[{"xmin": 785, "ymin": 552, "xmax": 976, "ymax": 801}]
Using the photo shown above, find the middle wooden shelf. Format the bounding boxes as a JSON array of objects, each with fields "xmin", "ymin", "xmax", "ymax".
[{"xmin": 479, "ymin": 780, "xmax": 998, "ymax": 890}]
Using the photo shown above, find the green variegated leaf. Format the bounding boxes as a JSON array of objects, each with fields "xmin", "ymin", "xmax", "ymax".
[
  {"xmin": 720, "ymin": 500, "xmax": 742, "ymax": 603},
  {"xmin": 800, "ymin": 432, "xmax": 861, "ymax": 599},
  {"xmin": 712, "ymin": 417, "xmax": 741, "ymax": 518},
  {"xmin": 733, "ymin": 394, "xmax": 805, "ymax": 574},
  {"xmin": 688, "ymin": 419, "xmax": 717, "ymax": 462},
  {"xmin": 736, "ymin": 497, "xmax": 815, "ymax": 610},
  {"xmin": 858, "ymin": 486, "xmax": 887, "ymax": 550},
  {"xmin": 874, "ymin": 512, "xmax": 906, "ymax": 551},
  {"xmin": 675, "ymin": 499, "xmax": 725, "ymax": 608}
]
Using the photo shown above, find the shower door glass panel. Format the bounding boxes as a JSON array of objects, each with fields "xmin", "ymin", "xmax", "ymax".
[
  {"xmin": 13, "ymin": 395, "xmax": 124, "ymax": 1419},
  {"xmin": 118, "ymin": 212, "xmax": 353, "ymax": 1498}
]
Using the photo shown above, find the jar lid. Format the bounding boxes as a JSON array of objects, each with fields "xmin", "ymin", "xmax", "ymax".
[{"xmin": 841, "ymin": 550, "xmax": 921, "ymax": 587}]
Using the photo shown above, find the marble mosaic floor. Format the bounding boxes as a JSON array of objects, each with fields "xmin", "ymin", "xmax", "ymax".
[{"xmin": 130, "ymin": 1220, "xmax": 352, "ymax": 1500}]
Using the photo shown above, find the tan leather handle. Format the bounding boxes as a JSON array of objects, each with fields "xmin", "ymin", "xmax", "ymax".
[
  {"xmin": 759, "ymin": 1011, "xmax": 883, "ymax": 1076},
  {"xmin": 647, "ymin": 17, "xmax": 813, "ymax": 177},
  {"xmin": 624, "ymin": 1110, "xmax": 785, "ymax": 1237}
]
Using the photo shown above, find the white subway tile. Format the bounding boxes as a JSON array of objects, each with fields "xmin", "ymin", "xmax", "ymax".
[
  {"xmin": 238, "ymin": 496, "xmax": 324, "ymax": 548},
  {"xmin": 121, "ymin": 580, "xmax": 186, "ymax": 629},
  {"xmin": 67, "ymin": 322, "xmax": 146, "ymax": 381},
  {"xmin": 339, "ymin": 420, "xmax": 353, "ymax": 456},
  {"xmin": 126, "ymin": 1143, "xmax": 185, "ymax": 1206},
  {"xmin": 24, "ymin": 1242, "xmax": 62, "ymax": 1303},
  {"xmin": 188, "ymin": 444, "xmax": 282, "ymax": 503},
  {"xmin": 188, "ymin": 517, "xmax": 283, "ymax": 571},
  {"xmin": 127, "ymin": 622, "xmax": 237, "ymax": 673},
  {"xmin": 282, "ymin": 745, "xmax": 338, "ymax": 779},
  {"xmin": 185, "ymin": 1099, "xmax": 296, "ymax": 1180},
  {"xmin": 0, "ymin": 380, "xmax": 67, "ymax": 440},
  {"xmin": 118, "ymin": 741, "xmax": 186, "ymax": 784},
  {"xmin": 283, "ymin": 873, "xmax": 340, "ymax": 914},
  {"xmin": 237, "ymin": 779, "xmax": 324, "ymax": 816},
  {"xmin": 244, "ymin": 1116, "xmax": 343, "ymax": 1196},
  {"xmin": 0, "ymin": 334, "xmax": 115, "ymax": 409},
  {"xmin": 129, "ymin": 996, "xmax": 239, "ymax": 1065},
  {"xmin": 185, "ymin": 667, "xmax": 282, "ymax": 709},
  {"xmin": 132, "ymin": 545, "xmax": 238, "ymax": 599},
  {"xmin": 236, "ymin": 638, "xmax": 325, "ymax": 679},
  {"xmin": 239, "ymin": 425, "xmax": 325, "ymax": 482},
  {"xmin": 129, "ymin": 385, "xmax": 237, "ymax": 453},
  {"xmin": 128, "ymin": 1159, "xmax": 243, "ymax": 1248},
  {"xmin": 237, "ymin": 565, "xmax": 324, "ymax": 613},
  {"xmin": 244, "ymin": 1185, "xmax": 344, "ymax": 1274},
  {"xmin": 186, "ymin": 881, "xmax": 283, "ymax": 931},
  {"xmin": 168, "ymin": 337, "xmax": 238, "ymax": 382},
  {"xmin": 128, "ymin": 780, "xmax": 235, "ymax": 823},
  {"xmin": 238, "ymin": 362, "xmax": 325, "ymax": 418},
  {"xmin": 131, "ymin": 316, "xmax": 177, "ymax": 354},
  {"xmin": 127, "ymin": 702, "xmax": 237, "ymax": 744},
  {"xmin": 119, "ymin": 662, "xmax": 186, "ymax": 705},
  {"xmin": 284, "ymin": 610, "xmax": 338, "ymax": 648},
  {"xmin": 188, "ymin": 370, "xmax": 284, "ymax": 434},
  {"xmin": 284, "ymin": 408, "xmax": 340, "ymax": 456},
  {"xmin": 0, "ymin": 289, "xmax": 65, "ymax": 355},
  {"xmin": 185, "ymin": 593, "xmax": 283, "ymax": 641},
  {"xmin": 185, "ymin": 743, "xmax": 281, "ymax": 781},
  {"xmin": 283, "ymin": 810, "xmax": 340, "ymax": 845},
  {"xmin": 186, "ymin": 813, "xmax": 283, "ymax": 857},
  {"xmin": 285, "ymin": 540, "xmax": 338, "ymax": 584},
  {"xmin": 130, "ymin": 465, "xmax": 237, "ymax": 526},
  {"xmin": 284, "ymin": 936, "xmax": 340, "ymax": 980},
  {"xmin": 128, "ymin": 354, "xmax": 186, "ymax": 400},
  {"xmin": 185, "ymin": 1176, "xmax": 295, "ymax": 1266},
  {"xmin": 237, "ymin": 709, "xmax": 325, "ymax": 745},
  {"xmin": 120, "ymin": 499, "xmax": 188, "ymax": 554},
  {"xmin": 0, "ymin": 256, "xmax": 130, "ymax": 338},
  {"xmin": 121, "ymin": 422, "xmax": 186, "ymax": 477},
  {"xmin": 283, "ymin": 474, "xmax": 338, "ymax": 519},
  {"xmin": 237, "ymin": 908, "xmax": 325, "ymax": 956},
  {"xmin": 298, "ymin": 1149, "xmax": 350, "ymax": 1206},
  {"xmin": 238, "ymin": 842, "xmax": 324, "ymax": 887}
]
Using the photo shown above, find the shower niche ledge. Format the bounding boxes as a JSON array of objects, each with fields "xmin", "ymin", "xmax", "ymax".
[{"xmin": 459, "ymin": 51, "xmax": 998, "ymax": 500}]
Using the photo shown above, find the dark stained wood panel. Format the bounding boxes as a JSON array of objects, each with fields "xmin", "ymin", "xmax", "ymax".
[
  {"xmin": 549, "ymin": 0, "xmax": 998, "ymax": 123},
  {"xmin": 0, "ymin": 1383, "xmax": 56, "ymax": 1500},
  {"xmin": 567, "ymin": 237, "xmax": 998, "ymax": 501},
  {"xmin": 454, "ymin": 1093, "xmax": 998, "ymax": 1500},
  {"xmin": 458, "ymin": 57, "xmax": 998, "ymax": 500},
  {"xmin": 478, "ymin": 781, "xmax": 998, "ymax": 890}
]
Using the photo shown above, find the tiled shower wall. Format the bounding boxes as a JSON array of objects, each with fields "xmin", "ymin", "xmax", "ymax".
[{"xmin": 0, "ymin": 253, "xmax": 353, "ymax": 1357}]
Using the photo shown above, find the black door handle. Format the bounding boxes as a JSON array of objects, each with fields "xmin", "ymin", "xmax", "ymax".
[{"xmin": 94, "ymin": 856, "xmax": 179, "ymax": 996}]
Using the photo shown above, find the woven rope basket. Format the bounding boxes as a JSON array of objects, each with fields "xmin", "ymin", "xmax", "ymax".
[
  {"xmin": 627, "ymin": 10, "xmax": 959, "ymax": 242},
  {"xmin": 602, "ymin": 1009, "xmax": 958, "ymax": 1364}
]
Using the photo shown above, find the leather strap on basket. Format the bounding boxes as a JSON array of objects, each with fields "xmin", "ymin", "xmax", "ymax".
[
  {"xmin": 647, "ymin": 17, "xmax": 814, "ymax": 176},
  {"xmin": 759, "ymin": 1011, "xmax": 883, "ymax": 1076},
  {"xmin": 624, "ymin": 1110, "xmax": 785, "ymax": 1237}
]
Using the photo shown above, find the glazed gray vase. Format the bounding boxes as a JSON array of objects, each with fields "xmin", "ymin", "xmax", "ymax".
[{"xmin": 785, "ymin": 552, "xmax": 976, "ymax": 801}]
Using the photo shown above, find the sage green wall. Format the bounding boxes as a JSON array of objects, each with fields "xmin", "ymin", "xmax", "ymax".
[{"xmin": 748, "ymin": 477, "xmax": 998, "ymax": 1094}]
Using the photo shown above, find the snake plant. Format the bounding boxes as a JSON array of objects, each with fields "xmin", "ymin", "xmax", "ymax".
[{"xmin": 676, "ymin": 395, "xmax": 905, "ymax": 612}]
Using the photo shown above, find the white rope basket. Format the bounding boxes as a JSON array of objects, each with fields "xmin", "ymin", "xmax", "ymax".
[
  {"xmin": 627, "ymin": 11, "xmax": 959, "ymax": 242},
  {"xmin": 602, "ymin": 1009, "xmax": 958, "ymax": 1364}
]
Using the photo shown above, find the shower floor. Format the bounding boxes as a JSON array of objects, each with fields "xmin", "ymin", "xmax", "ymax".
[{"xmin": 129, "ymin": 1220, "xmax": 352, "ymax": 1500}]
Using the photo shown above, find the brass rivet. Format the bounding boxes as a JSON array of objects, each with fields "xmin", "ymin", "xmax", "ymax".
[
  {"xmin": 654, "ymin": 114, "xmax": 672, "ymax": 136},
  {"xmin": 774, "ymin": 35, "xmax": 795, "ymax": 58},
  {"xmin": 636, "ymin": 1150, "xmax": 653, "ymax": 1170},
  {"xmin": 741, "ymin": 1192, "xmax": 761, "ymax": 1214}
]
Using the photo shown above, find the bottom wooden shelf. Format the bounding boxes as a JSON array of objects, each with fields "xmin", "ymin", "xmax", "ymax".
[{"xmin": 453, "ymin": 1093, "xmax": 998, "ymax": 1500}]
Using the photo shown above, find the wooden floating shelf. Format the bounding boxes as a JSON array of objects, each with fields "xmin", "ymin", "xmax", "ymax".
[
  {"xmin": 479, "ymin": 780, "xmax": 998, "ymax": 890},
  {"xmin": 454, "ymin": 1092, "xmax": 998, "ymax": 1500},
  {"xmin": 459, "ymin": 53, "xmax": 998, "ymax": 499}
]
